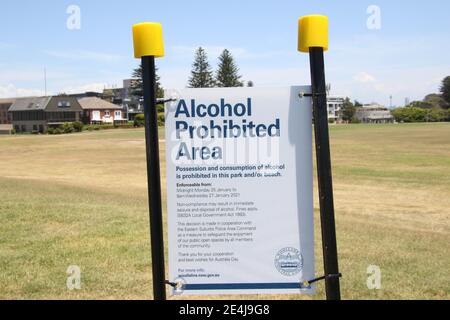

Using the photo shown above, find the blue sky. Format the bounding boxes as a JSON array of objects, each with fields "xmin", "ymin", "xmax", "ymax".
[{"xmin": 0, "ymin": 0, "xmax": 449, "ymax": 106}]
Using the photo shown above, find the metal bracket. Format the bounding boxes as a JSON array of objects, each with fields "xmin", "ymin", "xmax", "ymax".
[
  {"xmin": 165, "ymin": 279, "xmax": 186, "ymax": 295},
  {"xmin": 157, "ymin": 98, "xmax": 178, "ymax": 104},
  {"xmin": 300, "ymin": 273, "xmax": 343, "ymax": 289},
  {"xmin": 298, "ymin": 92, "xmax": 327, "ymax": 99},
  {"xmin": 165, "ymin": 280, "xmax": 178, "ymax": 288}
]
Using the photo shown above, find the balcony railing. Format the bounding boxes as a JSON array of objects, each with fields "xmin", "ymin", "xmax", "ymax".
[{"xmin": 46, "ymin": 118, "xmax": 78, "ymax": 123}]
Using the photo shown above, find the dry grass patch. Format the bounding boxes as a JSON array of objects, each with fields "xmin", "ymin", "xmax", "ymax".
[{"xmin": 0, "ymin": 124, "xmax": 449, "ymax": 299}]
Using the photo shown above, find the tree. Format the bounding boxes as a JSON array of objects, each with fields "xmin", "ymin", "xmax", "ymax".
[
  {"xmin": 247, "ymin": 81, "xmax": 254, "ymax": 87},
  {"xmin": 439, "ymin": 76, "xmax": 450, "ymax": 108},
  {"xmin": 129, "ymin": 63, "xmax": 164, "ymax": 100},
  {"xmin": 424, "ymin": 94, "xmax": 447, "ymax": 109},
  {"xmin": 429, "ymin": 107, "xmax": 450, "ymax": 122},
  {"xmin": 391, "ymin": 107, "xmax": 429, "ymax": 123},
  {"xmin": 215, "ymin": 49, "xmax": 243, "ymax": 87},
  {"xmin": 408, "ymin": 100, "xmax": 433, "ymax": 109},
  {"xmin": 341, "ymin": 97, "xmax": 356, "ymax": 122},
  {"xmin": 188, "ymin": 47, "xmax": 215, "ymax": 88}
]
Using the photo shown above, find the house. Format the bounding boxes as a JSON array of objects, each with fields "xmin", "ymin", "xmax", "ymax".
[
  {"xmin": 78, "ymin": 97, "xmax": 126, "ymax": 125},
  {"xmin": 0, "ymin": 98, "xmax": 15, "ymax": 124},
  {"xmin": 9, "ymin": 96, "xmax": 83, "ymax": 133},
  {"xmin": 355, "ymin": 104, "xmax": 395, "ymax": 124}
]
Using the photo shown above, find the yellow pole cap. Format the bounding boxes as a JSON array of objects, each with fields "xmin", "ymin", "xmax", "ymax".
[
  {"xmin": 298, "ymin": 15, "xmax": 329, "ymax": 53},
  {"xmin": 132, "ymin": 22, "xmax": 165, "ymax": 58}
]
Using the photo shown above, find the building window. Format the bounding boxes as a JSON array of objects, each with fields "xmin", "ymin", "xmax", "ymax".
[
  {"xmin": 45, "ymin": 112, "xmax": 76, "ymax": 122},
  {"xmin": 115, "ymin": 111, "xmax": 121, "ymax": 118},
  {"xmin": 57, "ymin": 101, "xmax": 71, "ymax": 108},
  {"xmin": 105, "ymin": 111, "xmax": 110, "ymax": 116}
]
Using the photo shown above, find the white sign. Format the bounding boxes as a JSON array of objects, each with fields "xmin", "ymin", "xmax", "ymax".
[{"xmin": 165, "ymin": 87, "xmax": 314, "ymax": 295}]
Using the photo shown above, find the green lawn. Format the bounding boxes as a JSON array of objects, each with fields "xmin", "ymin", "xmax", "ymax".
[{"xmin": 0, "ymin": 123, "xmax": 449, "ymax": 300}]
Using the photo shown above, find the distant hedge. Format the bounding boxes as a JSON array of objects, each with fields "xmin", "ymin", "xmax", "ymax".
[
  {"xmin": 48, "ymin": 122, "xmax": 135, "ymax": 134},
  {"xmin": 48, "ymin": 122, "xmax": 83, "ymax": 135},
  {"xmin": 84, "ymin": 123, "xmax": 135, "ymax": 131},
  {"xmin": 391, "ymin": 107, "xmax": 450, "ymax": 123},
  {"xmin": 133, "ymin": 113, "xmax": 165, "ymax": 127}
]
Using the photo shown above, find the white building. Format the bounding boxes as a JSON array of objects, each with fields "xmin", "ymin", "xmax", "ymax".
[
  {"xmin": 327, "ymin": 96, "xmax": 344, "ymax": 123},
  {"xmin": 355, "ymin": 104, "xmax": 394, "ymax": 124}
]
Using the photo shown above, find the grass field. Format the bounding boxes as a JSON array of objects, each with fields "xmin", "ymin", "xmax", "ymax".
[{"xmin": 0, "ymin": 123, "xmax": 449, "ymax": 300}]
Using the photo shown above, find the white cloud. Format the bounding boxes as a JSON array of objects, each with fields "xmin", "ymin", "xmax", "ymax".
[
  {"xmin": 0, "ymin": 69, "xmax": 71, "ymax": 83},
  {"xmin": 59, "ymin": 83, "xmax": 108, "ymax": 94},
  {"xmin": 326, "ymin": 32, "xmax": 449, "ymax": 105},
  {"xmin": 44, "ymin": 50, "xmax": 123, "ymax": 62},
  {"xmin": 330, "ymin": 65, "xmax": 449, "ymax": 107},
  {"xmin": 353, "ymin": 72, "xmax": 376, "ymax": 83},
  {"xmin": 0, "ymin": 84, "xmax": 44, "ymax": 98},
  {"xmin": 0, "ymin": 82, "xmax": 111, "ymax": 98}
]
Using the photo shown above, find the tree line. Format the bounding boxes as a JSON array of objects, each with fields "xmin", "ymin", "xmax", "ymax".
[
  {"xmin": 188, "ymin": 47, "xmax": 253, "ymax": 88},
  {"xmin": 391, "ymin": 76, "xmax": 450, "ymax": 123},
  {"xmin": 336, "ymin": 76, "xmax": 450, "ymax": 124},
  {"xmin": 127, "ymin": 47, "xmax": 252, "ymax": 126},
  {"xmin": 128, "ymin": 53, "xmax": 450, "ymax": 125},
  {"xmin": 129, "ymin": 47, "xmax": 252, "ymax": 101}
]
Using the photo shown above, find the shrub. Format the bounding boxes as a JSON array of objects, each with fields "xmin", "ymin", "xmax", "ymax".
[
  {"xmin": 48, "ymin": 127, "xmax": 60, "ymax": 135},
  {"xmin": 134, "ymin": 114, "xmax": 145, "ymax": 127},
  {"xmin": 158, "ymin": 112, "xmax": 165, "ymax": 127},
  {"xmin": 72, "ymin": 121, "xmax": 83, "ymax": 132},
  {"xmin": 85, "ymin": 124, "xmax": 100, "ymax": 131},
  {"xmin": 392, "ymin": 107, "xmax": 428, "ymax": 123},
  {"xmin": 62, "ymin": 122, "xmax": 75, "ymax": 134},
  {"xmin": 114, "ymin": 123, "xmax": 134, "ymax": 129},
  {"xmin": 80, "ymin": 122, "xmax": 139, "ymax": 132},
  {"xmin": 351, "ymin": 117, "xmax": 361, "ymax": 124},
  {"xmin": 428, "ymin": 108, "xmax": 450, "ymax": 122},
  {"xmin": 133, "ymin": 113, "xmax": 165, "ymax": 127}
]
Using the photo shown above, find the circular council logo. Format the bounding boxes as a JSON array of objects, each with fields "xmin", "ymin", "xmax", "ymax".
[{"xmin": 275, "ymin": 248, "xmax": 303, "ymax": 276}]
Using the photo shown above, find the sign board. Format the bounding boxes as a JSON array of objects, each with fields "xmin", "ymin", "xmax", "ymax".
[{"xmin": 165, "ymin": 87, "xmax": 314, "ymax": 295}]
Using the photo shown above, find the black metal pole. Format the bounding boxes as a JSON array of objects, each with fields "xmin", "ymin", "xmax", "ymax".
[
  {"xmin": 141, "ymin": 55, "xmax": 166, "ymax": 300},
  {"xmin": 309, "ymin": 47, "xmax": 341, "ymax": 300}
]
